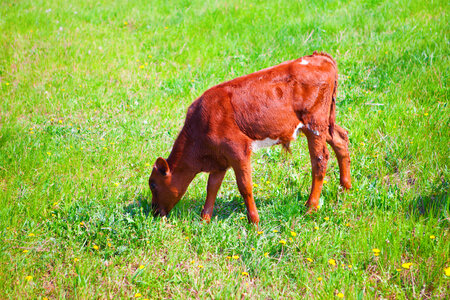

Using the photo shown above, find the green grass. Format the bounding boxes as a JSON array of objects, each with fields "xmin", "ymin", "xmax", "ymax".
[{"xmin": 1, "ymin": 0, "xmax": 449, "ymax": 298}]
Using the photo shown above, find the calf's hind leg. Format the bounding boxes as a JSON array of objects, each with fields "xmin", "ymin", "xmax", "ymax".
[
  {"xmin": 305, "ymin": 131, "xmax": 329, "ymax": 211},
  {"xmin": 326, "ymin": 124, "xmax": 351, "ymax": 189}
]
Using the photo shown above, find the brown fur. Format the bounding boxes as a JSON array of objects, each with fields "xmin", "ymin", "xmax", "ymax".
[{"xmin": 149, "ymin": 52, "xmax": 351, "ymax": 224}]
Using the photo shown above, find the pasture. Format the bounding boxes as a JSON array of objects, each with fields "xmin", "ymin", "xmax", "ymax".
[{"xmin": 0, "ymin": 0, "xmax": 449, "ymax": 298}]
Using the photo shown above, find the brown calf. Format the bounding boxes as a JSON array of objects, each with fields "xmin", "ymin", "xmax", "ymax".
[{"xmin": 149, "ymin": 51, "xmax": 351, "ymax": 225}]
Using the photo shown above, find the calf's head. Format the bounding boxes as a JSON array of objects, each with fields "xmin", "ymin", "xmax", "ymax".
[{"xmin": 148, "ymin": 157, "xmax": 180, "ymax": 217}]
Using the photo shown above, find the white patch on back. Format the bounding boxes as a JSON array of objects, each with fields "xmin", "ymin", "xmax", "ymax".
[
  {"xmin": 251, "ymin": 138, "xmax": 279, "ymax": 152},
  {"xmin": 292, "ymin": 122, "xmax": 304, "ymax": 140},
  {"xmin": 299, "ymin": 59, "xmax": 309, "ymax": 65}
]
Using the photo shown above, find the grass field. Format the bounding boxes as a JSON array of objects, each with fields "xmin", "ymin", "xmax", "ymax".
[{"xmin": 1, "ymin": 0, "xmax": 449, "ymax": 298}]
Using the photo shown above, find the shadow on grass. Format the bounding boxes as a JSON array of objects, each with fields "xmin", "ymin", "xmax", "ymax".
[{"xmin": 408, "ymin": 191, "xmax": 449, "ymax": 219}]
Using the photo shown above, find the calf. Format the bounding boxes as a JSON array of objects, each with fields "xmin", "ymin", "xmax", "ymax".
[{"xmin": 149, "ymin": 51, "xmax": 351, "ymax": 225}]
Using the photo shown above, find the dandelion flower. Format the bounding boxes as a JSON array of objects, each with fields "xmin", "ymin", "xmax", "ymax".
[
  {"xmin": 25, "ymin": 275, "xmax": 33, "ymax": 281},
  {"xmin": 138, "ymin": 265, "xmax": 144, "ymax": 270},
  {"xmin": 324, "ymin": 217, "xmax": 329, "ymax": 221},
  {"xmin": 272, "ymin": 229, "xmax": 278, "ymax": 233},
  {"xmin": 307, "ymin": 258, "xmax": 313, "ymax": 262},
  {"xmin": 80, "ymin": 221, "xmax": 84, "ymax": 226},
  {"xmin": 257, "ymin": 231, "xmax": 263, "ymax": 235},
  {"xmin": 226, "ymin": 256, "xmax": 231, "ymax": 259},
  {"xmin": 134, "ymin": 293, "xmax": 142, "ymax": 298},
  {"xmin": 114, "ymin": 182, "xmax": 119, "ymax": 186},
  {"xmin": 251, "ymin": 247, "xmax": 255, "ymax": 251},
  {"xmin": 74, "ymin": 258, "xmax": 79, "ymax": 262},
  {"xmin": 198, "ymin": 265, "xmax": 203, "ymax": 269},
  {"xmin": 323, "ymin": 180, "xmax": 328, "ymax": 184},
  {"xmin": 328, "ymin": 259, "xmax": 336, "ymax": 266},
  {"xmin": 264, "ymin": 252, "xmax": 269, "ymax": 257},
  {"xmin": 23, "ymin": 249, "xmax": 28, "ymax": 253},
  {"xmin": 190, "ymin": 260, "xmax": 195, "ymax": 264},
  {"xmin": 290, "ymin": 231, "xmax": 297, "ymax": 237},
  {"xmin": 401, "ymin": 262, "xmax": 412, "ymax": 269},
  {"xmin": 396, "ymin": 268, "xmax": 401, "ymax": 272},
  {"xmin": 253, "ymin": 183, "xmax": 258, "ymax": 188},
  {"xmin": 337, "ymin": 292, "xmax": 344, "ymax": 298},
  {"xmin": 372, "ymin": 248, "xmax": 381, "ymax": 256},
  {"xmin": 348, "ymin": 265, "xmax": 352, "ymax": 269},
  {"xmin": 93, "ymin": 245, "xmax": 99, "ymax": 250},
  {"xmin": 139, "ymin": 65, "xmax": 144, "ymax": 69},
  {"xmin": 124, "ymin": 21, "xmax": 128, "ymax": 25},
  {"xmin": 317, "ymin": 276, "xmax": 322, "ymax": 281},
  {"xmin": 241, "ymin": 271, "xmax": 249, "ymax": 276},
  {"xmin": 289, "ymin": 237, "xmax": 293, "ymax": 242},
  {"xmin": 28, "ymin": 233, "xmax": 35, "ymax": 237},
  {"xmin": 430, "ymin": 235, "xmax": 436, "ymax": 239},
  {"xmin": 279, "ymin": 239, "xmax": 286, "ymax": 245},
  {"xmin": 444, "ymin": 267, "xmax": 450, "ymax": 276},
  {"xmin": 240, "ymin": 216, "xmax": 245, "ymax": 220},
  {"xmin": 314, "ymin": 226, "xmax": 319, "ymax": 230},
  {"xmin": 232, "ymin": 255, "xmax": 239, "ymax": 260}
]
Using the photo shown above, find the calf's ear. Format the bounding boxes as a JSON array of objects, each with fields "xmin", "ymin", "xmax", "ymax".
[{"xmin": 155, "ymin": 157, "xmax": 170, "ymax": 176}]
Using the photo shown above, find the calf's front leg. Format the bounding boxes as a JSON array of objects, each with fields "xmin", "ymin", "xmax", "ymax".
[
  {"xmin": 201, "ymin": 170, "xmax": 227, "ymax": 222},
  {"xmin": 232, "ymin": 162, "xmax": 260, "ymax": 225},
  {"xmin": 305, "ymin": 131, "xmax": 329, "ymax": 212}
]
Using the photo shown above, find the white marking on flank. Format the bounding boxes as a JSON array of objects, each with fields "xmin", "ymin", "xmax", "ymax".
[
  {"xmin": 292, "ymin": 122, "xmax": 304, "ymax": 140},
  {"xmin": 251, "ymin": 138, "xmax": 279, "ymax": 152},
  {"xmin": 299, "ymin": 59, "xmax": 309, "ymax": 65},
  {"xmin": 307, "ymin": 124, "xmax": 320, "ymax": 136}
]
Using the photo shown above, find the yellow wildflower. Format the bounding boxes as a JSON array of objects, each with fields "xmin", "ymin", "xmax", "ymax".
[
  {"xmin": 25, "ymin": 275, "xmax": 33, "ymax": 281},
  {"xmin": 345, "ymin": 223, "xmax": 350, "ymax": 227},
  {"xmin": 257, "ymin": 231, "xmax": 263, "ymax": 235},
  {"xmin": 253, "ymin": 183, "xmax": 258, "ymax": 188},
  {"xmin": 28, "ymin": 233, "xmax": 35, "ymax": 237},
  {"xmin": 198, "ymin": 265, "xmax": 203, "ymax": 269},
  {"xmin": 289, "ymin": 237, "xmax": 293, "ymax": 242},
  {"xmin": 241, "ymin": 271, "xmax": 249, "ymax": 276},
  {"xmin": 23, "ymin": 249, "xmax": 28, "ymax": 253},
  {"xmin": 324, "ymin": 217, "xmax": 329, "ymax": 221},
  {"xmin": 124, "ymin": 21, "xmax": 128, "ymax": 25},
  {"xmin": 328, "ymin": 259, "xmax": 336, "ymax": 266},
  {"xmin": 317, "ymin": 276, "xmax": 322, "ymax": 281},
  {"xmin": 232, "ymin": 255, "xmax": 239, "ymax": 260},
  {"xmin": 138, "ymin": 265, "xmax": 144, "ymax": 270},
  {"xmin": 93, "ymin": 245, "xmax": 99, "ymax": 250},
  {"xmin": 323, "ymin": 180, "xmax": 327, "ymax": 184},
  {"xmin": 279, "ymin": 239, "xmax": 286, "ymax": 245},
  {"xmin": 114, "ymin": 182, "xmax": 119, "ymax": 186},
  {"xmin": 264, "ymin": 252, "xmax": 269, "ymax": 257},
  {"xmin": 251, "ymin": 247, "xmax": 255, "ymax": 251},
  {"xmin": 80, "ymin": 221, "xmax": 84, "ymax": 226},
  {"xmin": 396, "ymin": 268, "xmax": 401, "ymax": 272},
  {"xmin": 372, "ymin": 248, "xmax": 381, "ymax": 256},
  {"xmin": 240, "ymin": 216, "xmax": 245, "ymax": 220},
  {"xmin": 190, "ymin": 260, "xmax": 195, "ymax": 264},
  {"xmin": 139, "ymin": 65, "xmax": 144, "ymax": 69},
  {"xmin": 337, "ymin": 292, "xmax": 344, "ymax": 298},
  {"xmin": 430, "ymin": 235, "xmax": 436, "ymax": 239},
  {"xmin": 307, "ymin": 258, "xmax": 313, "ymax": 262},
  {"xmin": 272, "ymin": 229, "xmax": 278, "ymax": 233},
  {"xmin": 290, "ymin": 231, "xmax": 297, "ymax": 237},
  {"xmin": 348, "ymin": 265, "xmax": 352, "ymax": 269},
  {"xmin": 444, "ymin": 267, "xmax": 450, "ymax": 276},
  {"xmin": 134, "ymin": 293, "xmax": 141, "ymax": 298},
  {"xmin": 401, "ymin": 262, "xmax": 412, "ymax": 269},
  {"xmin": 226, "ymin": 256, "xmax": 231, "ymax": 259},
  {"xmin": 314, "ymin": 226, "xmax": 319, "ymax": 230},
  {"xmin": 74, "ymin": 258, "xmax": 79, "ymax": 262}
]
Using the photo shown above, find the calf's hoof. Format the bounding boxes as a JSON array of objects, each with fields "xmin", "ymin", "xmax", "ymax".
[{"xmin": 340, "ymin": 179, "xmax": 352, "ymax": 190}]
